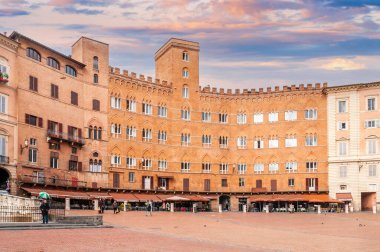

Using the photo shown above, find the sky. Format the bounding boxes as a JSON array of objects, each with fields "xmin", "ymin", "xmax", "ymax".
[{"xmin": 1, "ymin": 0, "xmax": 380, "ymax": 89}]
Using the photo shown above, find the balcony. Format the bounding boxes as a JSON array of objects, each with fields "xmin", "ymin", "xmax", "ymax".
[
  {"xmin": 47, "ymin": 130, "xmax": 85, "ymax": 147},
  {"xmin": 0, "ymin": 73, "xmax": 9, "ymax": 84},
  {"xmin": 0, "ymin": 155, "xmax": 9, "ymax": 164},
  {"xmin": 20, "ymin": 174, "xmax": 87, "ymax": 188}
]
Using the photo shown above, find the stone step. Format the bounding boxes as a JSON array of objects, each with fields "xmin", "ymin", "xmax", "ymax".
[{"xmin": 0, "ymin": 223, "xmax": 112, "ymax": 230}]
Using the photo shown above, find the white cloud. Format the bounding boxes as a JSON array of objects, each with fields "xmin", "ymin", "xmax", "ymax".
[{"xmin": 319, "ymin": 58, "xmax": 366, "ymax": 71}]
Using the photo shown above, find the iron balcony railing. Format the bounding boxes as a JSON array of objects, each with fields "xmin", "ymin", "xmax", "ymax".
[
  {"xmin": 0, "ymin": 155, "xmax": 9, "ymax": 164},
  {"xmin": 47, "ymin": 130, "xmax": 85, "ymax": 146},
  {"xmin": 21, "ymin": 174, "xmax": 87, "ymax": 188}
]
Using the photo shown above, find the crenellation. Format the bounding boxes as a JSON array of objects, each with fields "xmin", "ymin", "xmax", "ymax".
[
  {"xmin": 259, "ymin": 88, "xmax": 264, "ymax": 93},
  {"xmin": 123, "ymin": 70, "xmax": 128, "ymax": 76},
  {"xmin": 227, "ymin": 89, "xmax": 232, "ymax": 94},
  {"xmin": 235, "ymin": 89, "xmax": 240, "ymax": 94},
  {"xmin": 323, "ymin": 82, "xmax": 328, "ymax": 88},
  {"xmin": 243, "ymin": 89, "xmax": 248, "ymax": 94},
  {"xmin": 291, "ymin": 85, "xmax": 296, "ymax": 90},
  {"xmin": 315, "ymin": 83, "xmax": 321, "ymax": 89},
  {"xmin": 115, "ymin": 67, "xmax": 120, "ymax": 74},
  {"xmin": 219, "ymin": 88, "xmax": 225, "ymax": 94},
  {"xmin": 212, "ymin": 87, "xmax": 217, "ymax": 93},
  {"xmin": 162, "ymin": 80, "xmax": 167, "ymax": 86},
  {"xmin": 307, "ymin": 83, "xmax": 312, "ymax": 89},
  {"xmin": 299, "ymin": 84, "xmax": 304, "ymax": 90},
  {"xmin": 147, "ymin": 76, "xmax": 152, "ymax": 82},
  {"xmin": 131, "ymin": 72, "xmax": 136, "ymax": 78},
  {"xmin": 139, "ymin": 74, "xmax": 145, "ymax": 81},
  {"xmin": 267, "ymin": 87, "xmax": 272, "ymax": 93},
  {"xmin": 282, "ymin": 85, "xmax": 288, "ymax": 91},
  {"xmin": 275, "ymin": 86, "xmax": 280, "ymax": 91}
]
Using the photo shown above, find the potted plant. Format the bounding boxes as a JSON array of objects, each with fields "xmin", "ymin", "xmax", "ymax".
[{"xmin": 0, "ymin": 72, "xmax": 8, "ymax": 83}]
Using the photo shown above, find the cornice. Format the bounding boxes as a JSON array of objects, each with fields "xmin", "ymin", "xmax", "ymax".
[{"xmin": 0, "ymin": 34, "xmax": 19, "ymax": 52}]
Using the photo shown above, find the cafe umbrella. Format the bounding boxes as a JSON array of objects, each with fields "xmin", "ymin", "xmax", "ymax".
[{"xmin": 39, "ymin": 192, "xmax": 51, "ymax": 199}]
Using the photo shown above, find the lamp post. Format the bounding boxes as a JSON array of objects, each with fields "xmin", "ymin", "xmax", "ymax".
[{"xmin": 20, "ymin": 138, "xmax": 29, "ymax": 154}]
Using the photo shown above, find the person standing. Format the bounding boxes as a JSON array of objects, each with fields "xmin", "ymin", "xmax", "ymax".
[
  {"xmin": 146, "ymin": 201, "xmax": 152, "ymax": 216},
  {"xmin": 112, "ymin": 200, "xmax": 118, "ymax": 214},
  {"xmin": 40, "ymin": 200, "xmax": 50, "ymax": 224}
]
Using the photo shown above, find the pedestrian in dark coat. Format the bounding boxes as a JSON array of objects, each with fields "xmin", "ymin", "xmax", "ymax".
[{"xmin": 40, "ymin": 200, "xmax": 50, "ymax": 224}]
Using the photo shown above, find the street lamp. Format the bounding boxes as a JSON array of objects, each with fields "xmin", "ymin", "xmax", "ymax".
[{"xmin": 20, "ymin": 138, "xmax": 29, "ymax": 154}]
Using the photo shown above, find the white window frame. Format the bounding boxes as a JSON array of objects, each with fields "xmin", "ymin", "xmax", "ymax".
[
  {"xmin": 305, "ymin": 134, "xmax": 317, "ymax": 146},
  {"xmin": 338, "ymin": 141, "xmax": 348, "ymax": 156},
  {"xmin": 182, "ymin": 86, "xmax": 189, "ymax": 98},
  {"xmin": 126, "ymin": 126, "xmax": 137, "ymax": 140},
  {"xmin": 268, "ymin": 112, "xmax": 278, "ymax": 123},
  {"xmin": 127, "ymin": 99, "xmax": 136, "ymax": 112},
  {"xmin": 110, "ymin": 96, "xmax": 121, "ymax": 109},
  {"xmin": 306, "ymin": 161, "xmax": 317, "ymax": 172},
  {"xmin": 237, "ymin": 114, "xmax": 247, "ymax": 125},
  {"xmin": 268, "ymin": 138, "xmax": 278, "ymax": 148},
  {"xmin": 338, "ymin": 100, "xmax": 347, "ymax": 113},
  {"xmin": 181, "ymin": 162, "xmax": 190, "ymax": 173},
  {"xmin": 142, "ymin": 128, "xmax": 152, "ymax": 142},
  {"xmin": 285, "ymin": 110, "xmax": 297, "ymax": 121},
  {"xmin": 285, "ymin": 162, "xmax": 298, "ymax": 173},
  {"xmin": 338, "ymin": 121, "xmax": 348, "ymax": 130},
  {"xmin": 237, "ymin": 136, "xmax": 247, "ymax": 149},
  {"xmin": 158, "ymin": 106, "xmax": 167, "ymax": 118},
  {"xmin": 219, "ymin": 163, "xmax": 229, "ymax": 174},
  {"xmin": 305, "ymin": 109, "xmax": 317, "ymax": 120},
  {"xmin": 181, "ymin": 109, "xmax": 190, "ymax": 121},
  {"xmin": 127, "ymin": 157, "xmax": 137, "ymax": 168},
  {"xmin": 339, "ymin": 166, "xmax": 347, "ymax": 177},
  {"xmin": 253, "ymin": 113, "xmax": 264, "ymax": 124},
  {"xmin": 181, "ymin": 133, "xmax": 191, "ymax": 146},
  {"xmin": 183, "ymin": 51, "xmax": 189, "ymax": 61},
  {"xmin": 158, "ymin": 160, "xmax": 167, "ymax": 170},
  {"xmin": 111, "ymin": 155, "xmax": 121, "ymax": 167},
  {"xmin": 254, "ymin": 163, "xmax": 264, "ymax": 174},
  {"xmin": 219, "ymin": 113, "xmax": 228, "ymax": 124},
  {"xmin": 202, "ymin": 135, "xmax": 212, "ymax": 147},
  {"xmin": 269, "ymin": 163, "xmax": 278, "ymax": 174},
  {"xmin": 367, "ymin": 97, "xmax": 376, "ymax": 111},
  {"xmin": 239, "ymin": 177, "xmax": 245, "ymax": 187},
  {"xmin": 237, "ymin": 163, "xmax": 247, "ymax": 174},
  {"xmin": 202, "ymin": 163, "xmax": 211, "ymax": 173},
  {"xmin": 368, "ymin": 164, "xmax": 377, "ymax": 177},
  {"xmin": 367, "ymin": 139, "xmax": 377, "ymax": 155},
  {"xmin": 285, "ymin": 136, "xmax": 297, "ymax": 147},
  {"xmin": 202, "ymin": 111, "xmax": 211, "ymax": 122},
  {"xmin": 254, "ymin": 138, "xmax": 264, "ymax": 149},
  {"xmin": 182, "ymin": 68, "xmax": 189, "ymax": 78},
  {"xmin": 0, "ymin": 94, "xmax": 8, "ymax": 114},
  {"xmin": 143, "ymin": 103, "xmax": 152, "ymax": 115}
]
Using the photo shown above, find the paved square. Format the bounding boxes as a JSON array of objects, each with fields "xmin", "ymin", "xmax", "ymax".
[{"xmin": 1, "ymin": 211, "xmax": 379, "ymax": 251}]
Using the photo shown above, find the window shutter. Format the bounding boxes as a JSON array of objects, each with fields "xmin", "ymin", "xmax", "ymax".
[
  {"xmin": 51, "ymin": 84, "xmax": 54, "ymax": 97},
  {"xmin": 58, "ymin": 123, "xmax": 63, "ymax": 137},
  {"xmin": 142, "ymin": 176, "xmax": 145, "ymax": 189},
  {"xmin": 306, "ymin": 178, "xmax": 309, "ymax": 191},
  {"xmin": 183, "ymin": 178, "xmax": 189, "ymax": 191},
  {"xmin": 150, "ymin": 176, "xmax": 153, "ymax": 189},
  {"xmin": 77, "ymin": 162, "xmax": 82, "ymax": 172},
  {"xmin": 25, "ymin": 114, "xmax": 29, "ymax": 124},
  {"xmin": 315, "ymin": 178, "xmax": 318, "ymax": 191},
  {"xmin": 29, "ymin": 76, "xmax": 33, "ymax": 90},
  {"xmin": 78, "ymin": 129, "xmax": 82, "ymax": 138},
  {"xmin": 256, "ymin": 180, "xmax": 262, "ymax": 188},
  {"xmin": 38, "ymin": 117, "xmax": 43, "ymax": 128}
]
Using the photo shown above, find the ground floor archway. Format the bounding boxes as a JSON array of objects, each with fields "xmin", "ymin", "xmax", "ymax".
[
  {"xmin": 0, "ymin": 167, "xmax": 10, "ymax": 191},
  {"xmin": 219, "ymin": 195, "xmax": 230, "ymax": 211}
]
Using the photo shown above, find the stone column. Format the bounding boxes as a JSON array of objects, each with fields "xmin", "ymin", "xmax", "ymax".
[
  {"xmin": 373, "ymin": 205, "xmax": 377, "ymax": 214},
  {"xmin": 345, "ymin": 204, "xmax": 349, "ymax": 214},
  {"xmin": 170, "ymin": 203, "xmax": 174, "ymax": 212},
  {"xmin": 243, "ymin": 205, "xmax": 247, "ymax": 213},
  {"xmin": 94, "ymin": 199, "xmax": 99, "ymax": 211},
  {"xmin": 65, "ymin": 198, "xmax": 70, "ymax": 211},
  {"xmin": 265, "ymin": 204, "xmax": 269, "ymax": 213},
  {"xmin": 124, "ymin": 201, "xmax": 127, "ymax": 211},
  {"xmin": 317, "ymin": 205, "xmax": 321, "ymax": 214},
  {"xmin": 192, "ymin": 203, "xmax": 197, "ymax": 213},
  {"xmin": 218, "ymin": 204, "xmax": 222, "ymax": 213}
]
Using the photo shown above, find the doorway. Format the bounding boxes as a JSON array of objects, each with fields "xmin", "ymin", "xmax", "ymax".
[
  {"xmin": 361, "ymin": 192, "xmax": 376, "ymax": 211},
  {"xmin": 0, "ymin": 168, "xmax": 10, "ymax": 191},
  {"xmin": 219, "ymin": 195, "xmax": 230, "ymax": 211}
]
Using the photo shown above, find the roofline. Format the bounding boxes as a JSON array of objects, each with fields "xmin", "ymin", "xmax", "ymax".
[
  {"xmin": 9, "ymin": 31, "xmax": 86, "ymax": 68},
  {"xmin": 154, "ymin": 37, "xmax": 199, "ymax": 60},
  {"xmin": 72, "ymin": 36, "xmax": 109, "ymax": 47},
  {"xmin": 323, "ymin": 81, "xmax": 380, "ymax": 94}
]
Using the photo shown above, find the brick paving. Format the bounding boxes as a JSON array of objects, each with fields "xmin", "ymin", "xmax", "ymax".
[{"xmin": 1, "ymin": 211, "xmax": 380, "ymax": 252}]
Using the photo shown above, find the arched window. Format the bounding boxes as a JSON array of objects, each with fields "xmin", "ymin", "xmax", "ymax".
[
  {"xmin": 65, "ymin": 65, "xmax": 77, "ymax": 77},
  {"xmin": 26, "ymin": 48, "xmax": 41, "ymax": 61},
  {"xmin": 93, "ymin": 74, "xmax": 98, "ymax": 84},
  {"xmin": 88, "ymin": 126, "xmax": 93, "ymax": 139},
  {"xmin": 98, "ymin": 127, "xmax": 102, "ymax": 140},
  {"xmin": 182, "ymin": 68, "xmax": 189, "ymax": 78},
  {"xmin": 93, "ymin": 56, "xmax": 99, "ymax": 70},
  {"xmin": 182, "ymin": 51, "xmax": 189, "ymax": 61},
  {"xmin": 47, "ymin": 57, "xmax": 60, "ymax": 70},
  {"xmin": 182, "ymin": 85, "xmax": 189, "ymax": 98},
  {"xmin": 89, "ymin": 159, "xmax": 94, "ymax": 172},
  {"xmin": 93, "ymin": 126, "xmax": 98, "ymax": 140}
]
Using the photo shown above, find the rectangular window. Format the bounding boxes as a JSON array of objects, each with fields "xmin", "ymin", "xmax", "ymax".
[
  {"xmin": 339, "ymin": 166, "xmax": 347, "ymax": 177},
  {"xmin": 221, "ymin": 178, "xmax": 228, "ymax": 187},
  {"xmin": 181, "ymin": 162, "xmax": 190, "ymax": 173},
  {"xmin": 364, "ymin": 120, "xmax": 380, "ymax": 128},
  {"xmin": 71, "ymin": 91, "xmax": 78, "ymax": 106},
  {"xmin": 237, "ymin": 136, "xmax": 247, "ymax": 149},
  {"xmin": 111, "ymin": 97, "xmax": 121, "ymax": 109},
  {"xmin": 254, "ymin": 163, "xmax": 264, "ymax": 174},
  {"xmin": 338, "ymin": 100, "xmax": 346, "ymax": 113},
  {"xmin": 142, "ymin": 128, "xmax": 152, "ymax": 142},
  {"xmin": 254, "ymin": 138, "xmax": 264, "ymax": 149},
  {"xmin": 288, "ymin": 178, "xmax": 295, "ymax": 187},
  {"xmin": 181, "ymin": 109, "xmax": 190, "ymax": 120},
  {"xmin": 219, "ymin": 163, "xmax": 228, "ymax": 174},
  {"xmin": 28, "ymin": 148, "xmax": 37, "ymax": 163},
  {"xmin": 219, "ymin": 136, "xmax": 228, "ymax": 148},
  {"xmin": 142, "ymin": 159, "xmax": 152, "ymax": 170},
  {"xmin": 219, "ymin": 113, "xmax": 228, "ymax": 123},
  {"xmin": 158, "ymin": 131, "xmax": 167, "ymax": 144},
  {"xmin": 369, "ymin": 164, "xmax": 377, "ymax": 177},
  {"xmin": 269, "ymin": 163, "xmax": 278, "ymax": 173},
  {"xmin": 92, "ymin": 99, "xmax": 100, "ymax": 111},
  {"xmin": 142, "ymin": 103, "xmax": 152, "ymax": 115},
  {"xmin": 50, "ymin": 155, "xmax": 59, "ymax": 169},
  {"xmin": 182, "ymin": 86, "xmax": 189, "ymax": 98},
  {"xmin": 368, "ymin": 98, "xmax": 376, "ymax": 111},
  {"xmin": 29, "ymin": 76, "xmax": 38, "ymax": 92},
  {"xmin": 285, "ymin": 110, "xmax": 297, "ymax": 121},
  {"xmin": 253, "ymin": 113, "xmax": 264, "ymax": 124},
  {"xmin": 305, "ymin": 109, "xmax": 317, "ymax": 120},
  {"xmin": 305, "ymin": 134, "xmax": 317, "ymax": 146},
  {"xmin": 285, "ymin": 136, "xmax": 297, "ymax": 147},
  {"xmin": 51, "ymin": 84, "xmax": 59, "ymax": 99},
  {"xmin": 204, "ymin": 179, "xmax": 210, "ymax": 192},
  {"xmin": 128, "ymin": 172, "xmax": 135, "ymax": 182},
  {"xmin": 285, "ymin": 162, "xmax": 298, "ymax": 172},
  {"xmin": 202, "ymin": 163, "xmax": 211, "ymax": 173},
  {"xmin": 158, "ymin": 160, "xmax": 167, "ymax": 170},
  {"xmin": 338, "ymin": 121, "xmax": 347, "ymax": 130},
  {"xmin": 268, "ymin": 112, "xmax": 278, "ymax": 122},
  {"xmin": 306, "ymin": 162, "xmax": 317, "ymax": 172},
  {"xmin": 237, "ymin": 164, "xmax": 247, "ymax": 174},
  {"xmin": 339, "ymin": 141, "xmax": 348, "ymax": 156},
  {"xmin": 111, "ymin": 155, "xmax": 121, "ymax": 167},
  {"xmin": 367, "ymin": 139, "xmax": 377, "ymax": 154},
  {"xmin": 340, "ymin": 185, "xmax": 347, "ymax": 191},
  {"xmin": 181, "ymin": 133, "xmax": 191, "ymax": 146},
  {"xmin": 25, "ymin": 114, "xmax": 43, "ymax": 127},
  {"xmin": 269, "ymin": 138, "xmax": 278, "ymax": 148},
  {"xmin": 126, "ymin": 126, "xmax": 137, "ymax": 140},
  {"xmin": 202, "ymin": 112, "xmax": 211, "ymax": 122},
  {"xmin": 183, "ymin": 178, "xmax": 190, "ymax": 191},
  {"xmin": 126, "ymin": 157, "xmax": 136, "ymax": 168},
  {"xmin": 158, "ymin": 106, "xmax": 167, "ymax": 117},
  {"xmin": 237, "ymin": 114, "xmax": 247, "ymax": 124},
  {"xmin": 202, "ymin": 135, "xmax": 211, "ymax": 147},
  {"xmin": 126, "ymin": 99, "xmax": 136, "ymax": 112},
  {"xmin": 0, "ymin": 94, "xmax": 7, "ymax": 114},
  {"xmin": 239, "ymin": 178, "xmax": 245, "ymax": 187}
]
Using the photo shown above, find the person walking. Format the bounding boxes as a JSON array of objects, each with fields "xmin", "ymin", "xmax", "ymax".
[
  {"xmin": 112, "ymin": 200, "xmax": 118, "ymax": 214},
  {"xmin": 40, "ymin": 199, "xmax": 50, "ymax": 224},
  {"xmin": 146, "ymin": 201, "xmax": 152, "ymax": 216}
]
